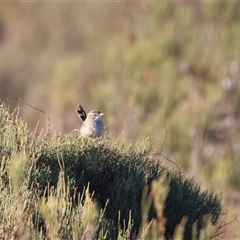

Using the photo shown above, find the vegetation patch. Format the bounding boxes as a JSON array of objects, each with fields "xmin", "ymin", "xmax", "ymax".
[{"xmin": 0, "ymin": 102, "xmax": 223, "ymax": 239}]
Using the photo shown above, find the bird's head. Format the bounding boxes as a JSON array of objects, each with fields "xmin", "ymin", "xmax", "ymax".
[{"xmin": 88, "ymin": 110, "xmax": 104, "ymax": 121}]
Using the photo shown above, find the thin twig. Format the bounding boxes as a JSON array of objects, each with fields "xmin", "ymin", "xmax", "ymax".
[
  {"xmin": 154, "ymin": 152, "xmax": 181, "ymax": 173},
  {"xmin": 7, "ymin": 96, "xmax": 51, "ymax": 138},
  {"xmin": 70, "ymin": 129, "xmax": 81, "ymax": 137},
  {"xmin": 227, "ymin": 210, "xmax": 240, "ymax": 227},
  {"xmin": 154, "ymin": 127, "xmax": 181, "ymax": 173},
  {"xmin": 160, "ymin": 126, "xmax": 168, "ymax": 155}
]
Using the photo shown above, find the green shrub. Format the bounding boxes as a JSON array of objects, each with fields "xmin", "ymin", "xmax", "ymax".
[{"xmin": 0, "ymin": 102, "xmax": 223, "ymax": 239}]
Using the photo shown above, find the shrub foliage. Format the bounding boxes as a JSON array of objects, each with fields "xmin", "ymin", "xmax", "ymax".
[{"xmin": 0, "ymin": 102, "xmax": 222, "ymax": 239}]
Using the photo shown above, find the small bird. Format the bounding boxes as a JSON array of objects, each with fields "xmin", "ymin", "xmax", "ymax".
[{"xmin": 76, "ymin": 105, "xmax": 105, "ymax": 138}]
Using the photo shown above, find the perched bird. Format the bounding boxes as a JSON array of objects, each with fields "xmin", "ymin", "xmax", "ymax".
[{"xmin": 76, "ymin": 105, "xmax": 105, "ymax": 137}]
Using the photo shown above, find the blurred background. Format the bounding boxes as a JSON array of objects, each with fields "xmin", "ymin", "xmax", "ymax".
[{"xmin": 0, "ymin": 2, "xmax": 240, "ymax": 237}]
